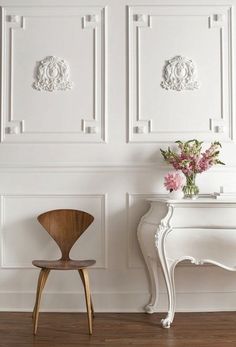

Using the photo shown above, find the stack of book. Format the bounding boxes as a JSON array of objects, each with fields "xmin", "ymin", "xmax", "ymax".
[{"xmin": 212, "ymin": 192, "xmax": 236, "ymax": 200}]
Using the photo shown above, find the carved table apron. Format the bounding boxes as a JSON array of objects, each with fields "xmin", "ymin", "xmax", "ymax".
[{"xmin": 137, "ymin": 197, "xmax": 236, "ymax": 328}]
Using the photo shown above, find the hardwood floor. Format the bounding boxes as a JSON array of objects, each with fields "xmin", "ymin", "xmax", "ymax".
[{"xmin": 0, "ymin": 312, "xmax": 236, "ymax": 347}]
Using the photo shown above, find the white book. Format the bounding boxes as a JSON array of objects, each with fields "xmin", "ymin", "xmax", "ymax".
[
  {"xmin": 212, "ymin": 194, "xmax": 236, "ymax": 200},
  {"xmin": 213, "ymin": 192, "xmax": 236, "ymax": 196}
]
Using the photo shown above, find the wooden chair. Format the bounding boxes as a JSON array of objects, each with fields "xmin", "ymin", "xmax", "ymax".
[{"xmin": 32, "ymin": 209, "xmax": 95, "ymax": 335}]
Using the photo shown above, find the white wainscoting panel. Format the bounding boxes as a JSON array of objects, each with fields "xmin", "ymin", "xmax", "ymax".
[
  {"xmin": 0, "ymin": 194, "xmax": 107, "ymax": 268},
  {"xmin": 0, "ymin": 0, "xmax": 235, "ymax": 314},
  {"xmin": 1, "ymin": 6, "xmax": 107, "ymax": 143},
  {"xmin": 128, "ymin": 5, "xmax": 233, "ymax": 142},
  {"xmin": 127, "ymin": 193, "xmax": 158, "ymax": 268}
]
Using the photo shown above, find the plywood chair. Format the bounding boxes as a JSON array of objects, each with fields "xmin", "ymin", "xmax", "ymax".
[{"xmin": 32, "ymin": 209, "xmax": 95, "ymax": 335}]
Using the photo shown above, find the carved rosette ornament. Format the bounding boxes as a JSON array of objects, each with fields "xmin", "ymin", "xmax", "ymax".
[
  {"xmin": 33, "ymin": 56, "xmax": 73, "ymax": 92},
  {"xmin": 161, "ymin": 55, "xmax": 200, "ymax": 91}
]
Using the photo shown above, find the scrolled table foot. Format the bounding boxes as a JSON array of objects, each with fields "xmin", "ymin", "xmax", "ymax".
[
  {"xmin": 145, "ymin": 304, "xmax": 157, "ymax": 314},
  {"xmin": 161, "ymin": 317, "xmax": 171, "ymax": 329}
]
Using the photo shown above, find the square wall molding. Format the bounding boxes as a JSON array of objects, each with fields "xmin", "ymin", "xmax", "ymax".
[
  {"xmin": 0, "ymin": 194, "xmax": 107, "ymax": 268},
  {"xmin": 0, "ymin": 6, "xmax": 107, "ymax": 143},
  {"xmin": 128, "ymin": 5, "xmax": 233, "ymax": 142}
]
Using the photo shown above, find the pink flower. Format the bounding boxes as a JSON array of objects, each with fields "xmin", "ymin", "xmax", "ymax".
[
  {"xmin": 160, "ymin": 140, "xmax": 225, "ymax": 176},
  {"xmin": 196, "ymin": 156, "xmax": 212, "ymax": 173},
  {"xmin": 164, "ymin": 172, "xmax": 185, "ymax": 192}
]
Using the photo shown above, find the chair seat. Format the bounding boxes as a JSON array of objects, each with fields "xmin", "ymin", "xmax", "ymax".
[{"xmin": 32, "ymin": 259, "xmax": 96, "ymax": 270}]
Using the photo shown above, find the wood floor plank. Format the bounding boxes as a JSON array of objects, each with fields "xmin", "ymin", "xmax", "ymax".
[{"xmin": 0, "ymin": 312, "xmax": 236, "ymax": 347}]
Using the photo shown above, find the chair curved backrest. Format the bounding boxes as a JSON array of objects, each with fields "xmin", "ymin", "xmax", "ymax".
[{"xmin": 37, "ymin": 209, "xmax": 94, "ymax": 260}]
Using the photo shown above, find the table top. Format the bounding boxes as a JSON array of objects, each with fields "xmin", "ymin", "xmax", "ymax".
[{"xmin": 147, "ymin": 195, "xmax": 236, "ymax": 205}]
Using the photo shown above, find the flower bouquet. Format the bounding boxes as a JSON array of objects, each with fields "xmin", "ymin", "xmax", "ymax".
[{"xmin": 160, "ymin": 139, "xmax": 225, "ymax": 198}]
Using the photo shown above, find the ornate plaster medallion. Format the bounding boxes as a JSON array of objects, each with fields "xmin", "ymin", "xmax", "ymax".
[
  {"xmin": 161, "ymin": 56, "xmax": 200, "ymax": 91},
  {"xmin": 33, "ymin": 56, "xmax": 73, "ymax": 92}
]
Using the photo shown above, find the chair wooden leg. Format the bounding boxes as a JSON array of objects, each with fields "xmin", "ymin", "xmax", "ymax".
[
  {"xmin": 78, "ymin": 269, "xmax": 95, "ymax": 318},
  {"xmin": 32, "ymin": 268, "xmax": 50, "ymax": 320},
  {"xmin": 90, "ymin": 296, "xmax": 95, "ymax": 318},
  {"xmin": 32, "ymin": 268, "xmax": 50, "ymax": 335},
  {"xmin": 79, "ymin": 269, "xmax": 93, "ymax": 335}
]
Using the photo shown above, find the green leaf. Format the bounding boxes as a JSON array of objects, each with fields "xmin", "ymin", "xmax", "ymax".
[
  {"xmin": 213, "ymin": 141, "xmax": 222, "ymax": 148},
  {"xmin": 217, "ymin": 160, "xmax": 225, "ymax": 165}
]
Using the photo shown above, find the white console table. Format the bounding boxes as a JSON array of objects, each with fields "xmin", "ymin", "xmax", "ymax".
[{"xmin": 137, "ymin": 197, "xmax": 236, "ymax": 328}]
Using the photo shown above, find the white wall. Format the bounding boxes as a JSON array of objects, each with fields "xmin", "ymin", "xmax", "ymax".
[{"xmin": 0, "ymin": 0, "xmax": 236, "ymax": 313}]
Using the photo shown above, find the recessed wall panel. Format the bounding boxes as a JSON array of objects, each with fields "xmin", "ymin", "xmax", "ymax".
[
  {"xmin": 1, "ymin": 6, "xmax": 107, "ymax": 143},
  {"xmin": 0, "ymin": 194, "xmax": 107, "ymax": 268},
  {"xmin": 128, "ymin": 5, "xmax": 233, "ymax": 142}
]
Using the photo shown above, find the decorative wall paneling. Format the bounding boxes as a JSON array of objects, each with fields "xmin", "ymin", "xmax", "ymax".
[
  {"xmin": 128, "ymin": 5, "xmax": 233, "ymax": 142},
  {"xmin": 0, "ymin": 194, "xmax": 107, "ymax": 269},
  {"xmin": 0, "ymin": 167, "xmax": 236, "ymax": 311},
  {"xmin": 0, "ymin": 6, "xmax": 107, "ymax": 143},
  {"xmin": 0, "ymin": 0, "xmax": 235, "ymax": 314},
  {"xmin": 127, "ymin": 193, "xmax": 158, "ymax": 269}
]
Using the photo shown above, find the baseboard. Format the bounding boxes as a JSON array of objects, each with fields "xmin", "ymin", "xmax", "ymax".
[{"xmin": 0, "ymin": 291, "xmax": 236, "ymax": 312}]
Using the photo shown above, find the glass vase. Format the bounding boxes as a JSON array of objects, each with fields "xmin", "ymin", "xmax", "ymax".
[{"xmin": 183, "ymin": 174, "xmax": 199, "ymax": 199}]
